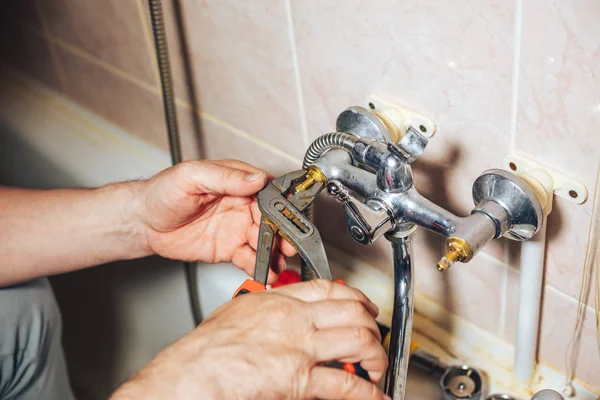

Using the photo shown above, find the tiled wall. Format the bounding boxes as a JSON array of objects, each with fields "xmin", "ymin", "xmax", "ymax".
[{"xmin": 1, "ymin": 0, "xmax": 598, "ymax": 388}]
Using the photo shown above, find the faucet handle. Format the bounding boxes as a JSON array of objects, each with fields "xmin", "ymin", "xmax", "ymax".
[
  {"xmin": 387, "ymin": 126, "xmax": 428, "ymax": 164},
  {"xmin": 327, "ymin": 180, "xmax": 392, "ymax": 244}
]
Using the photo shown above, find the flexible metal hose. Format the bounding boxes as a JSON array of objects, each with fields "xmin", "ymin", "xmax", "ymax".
[
  {"xmin": 302, "ymin": 132, "xmax": 357, "ymax": 170},
  {"xmin": 301, "ymin": 132, "xmax": 357, "ymax": 281},
  {"xmin": 148, "ymin": 0, "xmax": 202, "ymax": 326}
]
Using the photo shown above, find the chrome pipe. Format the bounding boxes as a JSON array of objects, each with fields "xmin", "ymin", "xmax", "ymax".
[{"xmin": 384, "ymin": 232, "xmax": 415, "ymax": 399}]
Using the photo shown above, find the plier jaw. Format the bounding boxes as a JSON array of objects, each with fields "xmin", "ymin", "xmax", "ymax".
[
  {"xmin": 233, "ymin": 169, "xmax": 331, "ymax": 297},
  {"xmin": 232, "ymin": 168, "xmax": 372, "ymax": 382}
]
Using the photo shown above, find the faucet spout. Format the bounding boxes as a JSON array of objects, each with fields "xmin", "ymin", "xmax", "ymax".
[{"xmin": 384, "ymin": 232, "xmax": 414, "ymax": 400}]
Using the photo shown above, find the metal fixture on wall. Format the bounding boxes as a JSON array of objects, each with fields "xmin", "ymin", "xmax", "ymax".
[
  {"xmin": 303, "ymin": 104, "xmax": 546, "ymax": 399},
  {"xmin": 148, "ymin": 0, "xmax": 202, "ymax": 326}
]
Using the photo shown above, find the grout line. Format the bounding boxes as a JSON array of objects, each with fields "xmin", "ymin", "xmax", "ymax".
[
  {"xmin": 46, "ymin": 35, "xmax": 160, "ymax": 95},
  {"xmin": 547, "ymin": 283, "xmax": 596, "ymax": 315},
  {"xmin": 135, "ymin": 0, "xmax": 162, "ymax": 87},
  {"xmin": 201, "ymin": 111, "xmax": 303, "ymax": 165},
  {"xmin": 499, "ymin": 264, "xmax": 509, "ymax": 338},
  {"xmin": 283, "ymin": 0, "xmax": 310, "ymax": 148},
  {"xmin": 509, "ymin": 0, "xmax": 523, "ymax": 152},
  {"xmin": 32, "ymin": 0, "xmax": 69, "ymax": 92},
  {"xmin": 1, "ymin": 13, "xmax": 303, "ymax": 167}
]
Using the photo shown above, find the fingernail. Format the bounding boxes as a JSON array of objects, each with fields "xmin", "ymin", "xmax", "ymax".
[
  {"xmin": 245, "ymin": 171, "xmax": 264, "ymax": 182},
  {"xmin": 385, "ymin": 396, "xmax": 392, "ymax": 400}
]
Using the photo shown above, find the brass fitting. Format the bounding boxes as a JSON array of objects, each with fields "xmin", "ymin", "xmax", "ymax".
[
  {"xmin": 294, "ymin": 166, "xmax": 327, "ymax": 194},
  {"xmin": 436, "ymin": 237, "xmax": 473, "ymax": 272}
]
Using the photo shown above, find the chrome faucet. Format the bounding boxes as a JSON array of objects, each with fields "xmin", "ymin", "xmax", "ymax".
[{"xmin": 302, "ymin": 106, "xmax": 544, "ymax": 399}]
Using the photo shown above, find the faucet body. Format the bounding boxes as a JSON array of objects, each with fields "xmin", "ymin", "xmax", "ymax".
[{"xmin": 303, "ymin": 106, "xmax": 544, "ymax": 400}]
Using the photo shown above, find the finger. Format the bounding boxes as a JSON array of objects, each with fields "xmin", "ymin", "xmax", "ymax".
[
  {"xmin": 232, "ymin": 244, "xmax": 279, "ymax": 284},
  {"xmin": 246, "ymin": 224, "xmax": 260, "ymax": 251},
  {"xmin": 183, "ymin": 161, "xmax": 269, "ymax": 196},
  {"xmin": 205, "ymin": 159, "xmax": 263, "ymax": 174},
  {"xmin": 272, "ymin": 252, "xmax": 287, "ymax": 274},
  {"xmin": 306, "ymin": 366, "xmax": 388, "ymax": 400},
  {"xmin": 309, "ymin": 300, "xmax": 381, "ymax": 340},
  {"xmin": 273, "ymin": 280, "xmax": 379, "ymax": 317},
  {"xmin": 206, "ymin": 159, "xmax": 276, "ymax": 180},
  {"xmin": 276, "ymin": 236, "xmax": 297, "ymax": 257},
  {"xmin": 250, "ymin": 200, "xmax": 262, "ymax": 224},
  {"xmin": 231, "ymin": 244, "xmax": 257, "ymax": 277},
  {"xmin": 308, "ymin": 327, "xmax": 388, "ymax": 383}
]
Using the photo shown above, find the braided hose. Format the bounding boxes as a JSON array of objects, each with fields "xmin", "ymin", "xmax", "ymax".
[
  {"xmin": 301, "ymin": 132, "xmax": 357, "ymax": 281},
  {"xmin": 148, "ymin": 0, "xmax": 181, "ymax": 165},
  {"xmin": 148, "ymin": 0, "xmax": 202, "ymax": 326}
]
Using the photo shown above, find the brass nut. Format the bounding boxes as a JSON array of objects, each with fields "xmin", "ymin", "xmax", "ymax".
[
  {"xmin": 436, "ymin": 237, "xmax": 473, "ymax": 272},
  {"xmin": 294, "ymin": 166, "xmax": 327, "ymax": 193}
]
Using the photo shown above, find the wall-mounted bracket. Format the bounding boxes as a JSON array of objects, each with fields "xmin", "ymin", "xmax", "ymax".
[
  {"xmin": 365, "ymin": 94, "xmax": 436, "ymax": 140},
  {"xmin": 503, "ymin": 154, "xmax": 588, "ymax": 205}
]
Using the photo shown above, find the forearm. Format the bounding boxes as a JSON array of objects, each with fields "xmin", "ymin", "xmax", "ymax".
[{"xmin": 0, "ymin": 182, "xmax": 150, "ymax": 285}]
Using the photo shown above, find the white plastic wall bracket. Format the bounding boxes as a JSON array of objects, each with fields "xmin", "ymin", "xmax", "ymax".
[
  {"xmin": 365, "ymin": 94, "xmax": 436, "ymax": 139},
  {"xmin": 504, "ymin": 154, "xmax": 588, "ymax": 204}
]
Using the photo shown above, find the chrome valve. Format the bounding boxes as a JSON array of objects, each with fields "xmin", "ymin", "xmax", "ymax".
[
  {"xmin": 303, "ymin": 105, "xmax": 545, "ymax": 400},
  {"xmin": 327, "ymin": 180, "xmax": 392, "ymax": 244}
]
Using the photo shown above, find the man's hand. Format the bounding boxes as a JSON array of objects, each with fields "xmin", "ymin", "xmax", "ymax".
[
  {"xmin": 111, "ymin": 280, "xmax": 389, "ymax": 400},
  {"xmin": 139, "ymin": 160, "xmax": 296, "ymax": 282}
]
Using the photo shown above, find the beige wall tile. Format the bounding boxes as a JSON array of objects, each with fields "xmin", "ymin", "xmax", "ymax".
[
  {"xmin": 291, "ymin": 0, "xmax": 515, "ymax": 262},
  {"xmin": 150, "ymin": 0, "xmax": 307, "ymax": 159},
  {"xmin": 540, "ymin": 288, "xmax": 600, "ymax": 387},
  {"xmin": 0, "ymin": 20, "xmax": 62, "ymax": 91},
  {"xmin": 516, "ymin": 0, "xmax": 600, "ymax": 300},
  {"xmin": 413, "ymin": 229, "xmax": 508, "ymax": 336},
  {"xmin": 504, "ymin": 271, "xmax": 600, "ymax": 386},
  {"xmin": 315, "ymin": 193, "xmax": 506, "ymax": 336},
  {"xmin": 38, "ymin": 0, "xmax": 157, "ymax": 86},
  {"xmin": 517, "ymin": 0, "xmax": 600, "ymax": 189},
  {"xmin": 201, "ymin": 116, "xmax": 300, "ymax": 177},
  {"xmin": 56, "ymin": 46, "xmax": 168, "ymax": 149}
]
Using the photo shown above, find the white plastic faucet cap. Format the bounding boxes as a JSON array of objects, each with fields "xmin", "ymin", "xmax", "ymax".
[{"xmin": 531, "ymin": 389, "xmax": 565, "ymax": 400}]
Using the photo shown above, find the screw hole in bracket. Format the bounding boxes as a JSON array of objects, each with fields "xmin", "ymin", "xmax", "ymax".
[
  {"xmin": 503, "ymin": 154, "xmax": 588, "ymax": 205},
  {"xmin": 365, "ymin": 94, "xmax": 436, "ymax": 139}
]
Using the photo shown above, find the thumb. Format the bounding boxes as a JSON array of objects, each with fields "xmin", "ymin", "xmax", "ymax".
[{"xmin": 194, "ymin": 162, "xmax": 269, "ymax": 196}]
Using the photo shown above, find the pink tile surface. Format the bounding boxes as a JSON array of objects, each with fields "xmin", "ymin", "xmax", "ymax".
[
  {"xmin": 315, "ymin": 196, "xmax": 506, "ymax": 336},
  {"xmin": 201, "ymin": 117, "xmax": 299, "ymax": 177},
  {"xmin": 55, "ymin": 45, "xmax": 202, "ymax": 155},
  {"xmin": 291, "ymin": 0, "xmax": 516, "ymax": 262},
  {"xmin": 516, "ymin": 0, "xmax": 600, "ymax": 300},
  {"xmin": 517, "ymin": 0, "xmax": 600, "ymax": 189},
  {"xmin": 413, "ymin": 229, "xmax": 508, "ymax": 336},
  {"xmin": 37, "ymin": 0, "xmax": 157, "ymax": 86},
  {"xmin": 505, "ymin": 271, "xmax": 600, "ymax": 387},
  {"xmin": 539, "ymin": 288, "xmax": 600, "ymax": 387},
  {"xmin": 152, "ymin": 0, "xmax": 307, "ymax": 159}
]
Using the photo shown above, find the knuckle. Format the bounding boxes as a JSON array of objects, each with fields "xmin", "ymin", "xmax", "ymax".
[
  {"xmin": 353, "ymin": 326, "xmax": 374, "ymax": 346},
  {"xmin": 341, "ymin": 371, "xmax": 359, "ymax": 394},
  {"xmin": 175, "ymin": 160, "xmax": 196, "ymax": 175},
  {"xmin": 311, "ymin": 279, "xmax": 335, "ymax": 298},
  {"xmin": 346, "ymin": 299, "xmax": 366, "ymax": 317},
  {"xmin": 220, "ymin": 166, "xmax": 237, "ymax": 181}
]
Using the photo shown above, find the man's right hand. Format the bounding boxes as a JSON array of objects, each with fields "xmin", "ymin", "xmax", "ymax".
[{"xmin": 111, "ymin": 280, "xmax": 389, "ymax": 400}]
